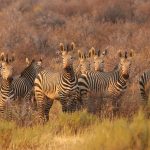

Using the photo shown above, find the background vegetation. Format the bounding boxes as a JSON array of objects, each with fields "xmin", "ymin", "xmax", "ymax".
[{"xmin": 0, "ymin": 0, "xmax": 150, "ymax": 149}]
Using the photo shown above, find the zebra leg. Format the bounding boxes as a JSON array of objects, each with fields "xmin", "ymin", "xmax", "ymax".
[
  {"xmin": 67, "ymin": 97, "xmax": 78, "ymax": 112},
  {"xmin": 44, "ymin": 97, "xmax": 53, "ymax": 122},
  {"xmin": 31, "ymin": 95, "xmax": 37, "ymax": 111},
  {"xmin": 75, "ymin": 96, "xmax": 84, "ymax": 111},
  {"xmin": 66, "ymin": 92, "xmax": 80, "ymax": 112},
  {"xmin": 96, "ymin": 96, "xmax": 103, "ymax": 116},
  {"xmin": 24, "ymin": 91, "xmax": 32, "ymax": 112},
  {"xmin": 112, "ymin": 98, "xmax": 121, "ymax": 117},
  {"xmin": 0, "ymin": 100, "xmax": 12, "ymax": 120},
  {"xmin": 5, "ymin": 100, "xmax": 13, "ymax": 121},
  {"xmin": 75, "ymin": 90, "xmax": 84, "ymax": 111},
  {"xmin": 30, "ymin": 89, "xmax": 37, "ymax": 111},
  {"xmin": 60, "ymin": 95, "xmax": 68, "ymax": 112},
  {"xmin": 80, "ymin": 89, "xmax": 89, "ymax": 110},
  {"xmin": 0, "ymin": 100, "xmax": 5, "ymax": 119},
  {"xmin": 87, "ymin": 92, "xmax": 96, "ymax": 114},
  {"xmin": 35, "ymin": 92, "xmax": 45, "ymax": 124}
]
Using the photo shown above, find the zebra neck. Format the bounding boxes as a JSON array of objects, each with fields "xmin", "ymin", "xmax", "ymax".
[
  {"xmin": 117, "ymin": 71, "xmax": 129, "ymax": 87},
  {"xmin": 75, "ymin": 65, "xmax": 82, "ymax": 77},
  {"xmin": 63, "ymin": 66, "xmax": 76, "ymax": 81},
  {"xmin": 0, "ymin": 78, "xmax": 13, "ymax": 91},
  {"xmin": 76, "ymin": 64, "xmax": 81, "ymax": 73},
  {"xmin": 21, "ymin": 65, "xmax": 36, "ymax": 85}
]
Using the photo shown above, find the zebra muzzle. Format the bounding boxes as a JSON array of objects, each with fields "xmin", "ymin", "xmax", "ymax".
[{"xmin": 122, "ymin": 74, "xmax": 129, "ymax": 79}]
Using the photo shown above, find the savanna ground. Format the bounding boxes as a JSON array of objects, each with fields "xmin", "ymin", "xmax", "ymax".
[{"xmin": 0, "ymin": 0, "xmax": 150, "ymax": 149}]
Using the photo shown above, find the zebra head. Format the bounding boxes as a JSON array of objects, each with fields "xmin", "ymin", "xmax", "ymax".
[
  {"xmin": 59, "ymin": 42, "xmax": 75, "ymax": 69},
  {"xmin": 88, "ymin": 47, "xmax": 108, "ymax": 72},
  {"xmin": 93, "ymin": 48, "xmax": 108, "ymax": 72},
  {"xmin": 78, "ymin": 49, "xmax": 90, "ymax": 74},
  {"xmin": 25, "ymin": 57, "xmax": 43, "ymax": 72},
  {"xmin": 118, "ymin": 50, "xmax": 134, "ymax": 79},
  {"xmin": 0, "ymin": 53, "xmax": 15, "ymax": 80}
]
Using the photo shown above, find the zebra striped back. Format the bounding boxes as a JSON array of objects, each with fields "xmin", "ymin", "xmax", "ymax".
[
  {"xmin": 20, "ymin": 59, "xmax": 42, "ymax": 86},
  {"xmin": 12, "ymin": 58, "xmax": 42, "ymax": 102},
  {"xmin": 139, "ymin": 70, "xmax": 150, "ymax": 102},
  {"xmin": 34, "ymin": 42, "xmax": 80, "ymax": 123},
  {"xmin": 0, "ymin": 53, "xmax": 15, "ymax": 119}
]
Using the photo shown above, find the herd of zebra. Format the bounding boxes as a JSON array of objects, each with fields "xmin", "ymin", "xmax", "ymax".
[{"xmin": 0, "ymin": 42, "xmax": 149, "ymax": 123}]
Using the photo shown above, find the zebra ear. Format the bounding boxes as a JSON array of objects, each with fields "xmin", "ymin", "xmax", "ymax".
[
  {"xmin": 129, "ymin": 49, "xmax": 134, "ymax": 57},
  {"xmin": 78, "ymin": 50, "xmax": 82, "ymax": 59},
  {"xmin": 83, "ymin": 52, "xmax": 86, "ymax": 59},
  {"xmin": 6, "ymin": 54, "xmax": 9, "ymax": 63},
  {"xmin": 0, "ymin": 52, "xmax": 5, "ymax": 61},
  {"xmin": 118, "ymin": 51, "xmax": 122, "ymax": 58},
  {"xmin": 71, "ymin": 42, "xmax": 75, "ymax": 51},
  {"xmin": 102, "ymin": 49, "xmax": 108, "ymax": 56},
  {"xmin": 40, "ymin": 55, "xmax": 43, "ymax": 62},
  {"xmin": 97, "ymin": 49, "xmax": 101, "ymax": 57},
  {"xmin": 89, "ymin": 47, "xmax": 95, "ymax": 58},
  {"xmin": 40, "ymin": 58, "xmax": 43, "ymax": 62},
  {"xmin": 11, "ymin": 53, "xmax": 15, "ymax": 62},
  {"xmin": 125, "ymin": 51, "xmax": 128, "ymax": 59},
  {"xmin": 60, "ymin": 43, "xmax": 64, "ymax": 52},
  {"xmin": 26, "ymin": 58, "xmax": 30, "ymax": 66}
]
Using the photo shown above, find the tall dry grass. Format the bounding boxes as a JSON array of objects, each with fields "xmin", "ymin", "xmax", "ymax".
[{"xmin": 0, "ymin": 110, "xmax": 150, "ymax": 150}]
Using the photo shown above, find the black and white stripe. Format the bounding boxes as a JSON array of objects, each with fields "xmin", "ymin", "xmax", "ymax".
[
  {"xmin": 78, "ymin": 51, "xmax": 133, "ymax": 113},
  {"xmin": 34, "ymin": 43, "xmax": 80, "ymax": 123},
  {"xmin": 0, "ymin": 53, "xmax": 15, "ymax": 119},
  {"xmin": 139, "ymin": 70, "xmax": 150, "ymax": 104},
  {"xmin": 12, "ymin": 59, "xmax": 42, "ymax": 104}
]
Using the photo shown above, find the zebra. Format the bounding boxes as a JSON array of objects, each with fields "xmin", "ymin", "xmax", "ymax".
[
  {"xmin": 139, "ymin": 70, "xmax": 150, "ymax": 106},
  {"xmin": 34, "ymin": 42, "xmax": 80, "ymax": 123},
  {"xmin": 78, "ymin": 50, "xmax": 134, "ymax": 114},
  {"xmin": 88, "ymin": 47, "xmax": 109, "ymax": 113},
  {"xmin": 11, "ymin": 58, "xmax": 43, "ymax": 109},
  {"xmin": 0, "ymin": 53, "xmax": 15, "ymax": 119}
]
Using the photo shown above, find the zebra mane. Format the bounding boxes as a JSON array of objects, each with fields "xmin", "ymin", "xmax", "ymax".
[
  {"xmin": 20, "ymin": 59, "xmax": 35, "ymax": 77},
  {"xmin": 113, "ymin": 64, "xmax": 119, "ymax": 71}
]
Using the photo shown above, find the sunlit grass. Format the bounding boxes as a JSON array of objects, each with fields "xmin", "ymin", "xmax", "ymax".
[{"xmin": 0, "ymin": 111, "xmax": 150, "ymax": 150}]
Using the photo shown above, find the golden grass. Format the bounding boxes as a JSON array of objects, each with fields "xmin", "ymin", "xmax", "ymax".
[{"xmin": 0, "ymin": 110, "xmax": 150, "ymax": 150}]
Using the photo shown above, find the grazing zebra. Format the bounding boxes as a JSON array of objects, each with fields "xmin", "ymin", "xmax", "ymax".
[
  {"xmin": 78, "ymin": 50, "xmax": 134, "ymax": 114},
  {"xmin": 34, "ymin": 42, "xmax": 80, "ymax": 123},
  {"xmin": 139, "ymin": 70, "xmax": 150, "ymax": 106},
  {"xmin": 12, "ymin": 58, "xmax": 42, "ymax": 107},
  {"xmin": 0, "ymin": 53, "xmax": 15, "ymax": 119}
]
